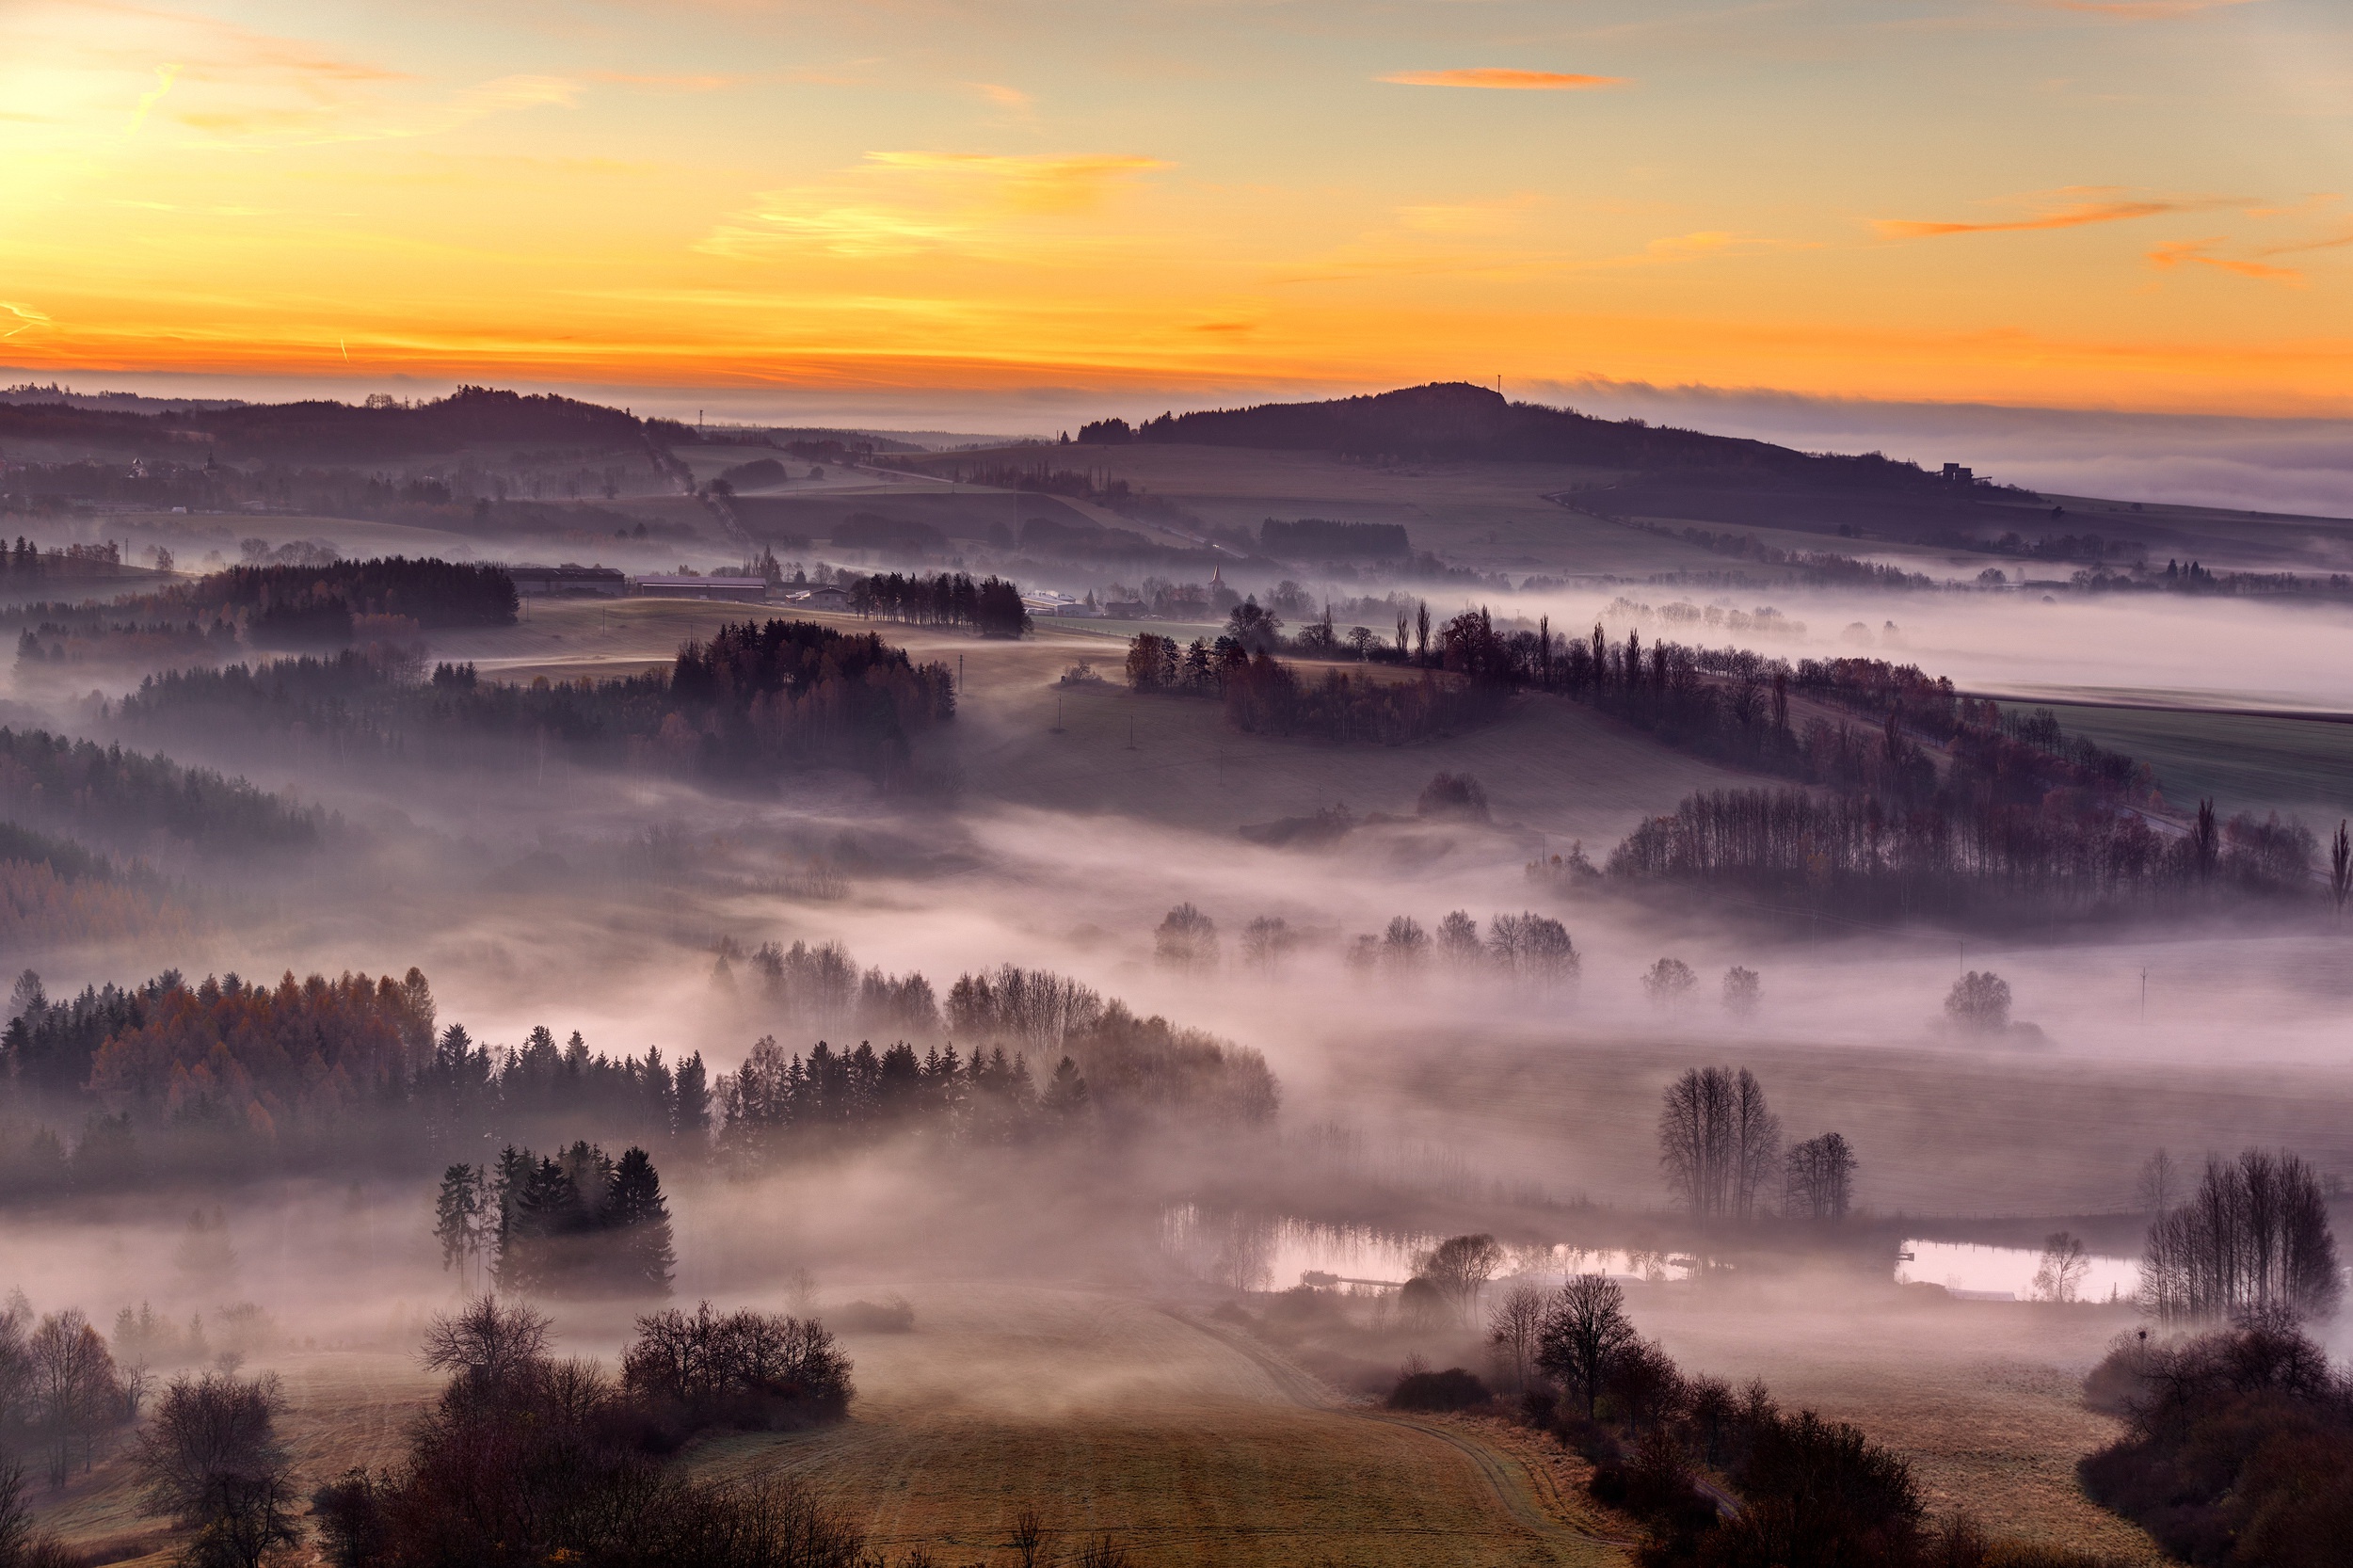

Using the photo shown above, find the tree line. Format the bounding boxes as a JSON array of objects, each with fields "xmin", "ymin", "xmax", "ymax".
[
  {"xmin": 844, "ymin": 570, "xmax": 1031, "ymax": 636},
  {"xmin": 0, "ymin": 728, "xmax": 331, "ymax": 860},
  {"xmin": 2138, "ymin": 1147, "xmax": 2341, "ymax": 1326},
  {"xmin": 2, "ymin": 950, "xmax": 1280, "ymax": 1197},
  {"xmin": 1124, "ymin": 632, "xmax": 1501, "ymax": 745},
  {"xmin": 738, "ymin": 942, "xmax": 1280, "ymax": 1137},
  {"xmin": 1607, "ymin": 786, "xmax": 2317, "ymax": 920},
  {"xmin": 1, "ymin": 967, "xmax": 717, "ymax": 1192},
  {"xmin": 115, "ymin": 618, "xmax": 956, "ymax": 784}
]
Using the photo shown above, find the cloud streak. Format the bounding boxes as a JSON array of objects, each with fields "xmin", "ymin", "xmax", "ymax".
[
  {"xmin": 1876, "ymin": 196, "xmax": 2216, "ymax": 239},
  {"xmin": 2148, "ymin": 238, "xmax": 2301, "ymax": 281},
  {"xmin": 1378, "ymin": 69, "xmax": 1627, "ymax": 91},
  {"xmin": 2032, "ymin": 0, "xmax": 2264, "ymax": 18}
]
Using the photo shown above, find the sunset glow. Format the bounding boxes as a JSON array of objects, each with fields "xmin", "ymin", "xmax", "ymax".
[{"xmin": 5, "ymin": 0, "xmax": 2349, "ymax": 413}]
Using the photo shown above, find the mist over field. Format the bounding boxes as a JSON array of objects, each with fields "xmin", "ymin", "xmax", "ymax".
[{"xmin": 3, "ymin": 381, "xmax": 2351, "ymax": 1568}]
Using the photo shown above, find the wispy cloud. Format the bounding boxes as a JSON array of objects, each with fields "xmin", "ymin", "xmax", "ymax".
[
  {"xmin": 123, "ymin": 61, "xmax": 180, "ymax": 137},
  {"xmin": 1876, "ymin": 193, "xmax": 2224, "ymax": 238},
  {"xmin": 0, "ymin": 301, "xmax": 54, "ymax": 340},
  {"xmin": 177, "ymin": 73, "xmax": 578, "ymax": 145},
  {"xmin": 1378, "ymin": 68, "xmax": 1627, "ymax": 91},
  {"xmin": 700, "ymin": 151, "xmax": 1170, "ymax": 261},
  {"xmin": 2149, "ymin": 238, "xmax": 2301, "ymax": 281},
  {"xmin": 2031, "ymin": 0, "xmax": 2263, "ymax": 18},
  {"xmin": 972, "ymin": 83, "xmax": 1032, "ymax": 113}
]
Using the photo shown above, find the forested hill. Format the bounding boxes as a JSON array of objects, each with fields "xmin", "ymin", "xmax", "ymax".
[
  {"xmin": 0, "ymin": 386, "xmax": 656, "ymax": 462},
  {"xmin": 1109, "ymin": 382, "xmax": 1992, "ymax": 494}
]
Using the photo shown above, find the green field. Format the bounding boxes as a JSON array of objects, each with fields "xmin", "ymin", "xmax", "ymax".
[{"xmin": 2035, "ymin": 702, "xmax": 2353, "ymax": 822}]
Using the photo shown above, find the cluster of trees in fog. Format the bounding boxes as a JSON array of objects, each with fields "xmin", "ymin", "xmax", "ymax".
[
  {"xmin": 845, "ymin": 570, "xmax": 1031, "ymax": 636},
  {"xmin": 434, "ymin": 1142, "xmax": 676, "ymax": 1299},
  {"xmin": 1124, "ymin": 632, "xmax": 1501, "ymax": 744},
  {"xmin": 738, "ymin": 941, "xmax": 1279, "ymax": 1134},
  {"xmin": 0, "ymin": 967, "xmax": 719, "ymax": 1190},
  {"xmin": 0, "ymin": 728, "xmax": 330, "ymax": 859},
  {"xmin": 1337, "ymin": 908, "xmax": 1579, "ymax": 985},
  {"xmin": 7, "ymin": 556, "xmax": 515, "ymax": 664},
  {"xmin": 0, "ymin": 536, "xmax": 128, "ymax": 578},
  {"xmin": 716, "ymin": 1037, "xmax": 1092, "ymax": 1167},
  {"xmin": 115, "ymin": 618, "xmax": 956, "ymax": 783},
  {"xmin": 2138, "ymin": 1148, "xmax": 2342, "ymax": 1326},
  {"xmin": 1, "ymin": 937, "xmax": 1283, "ymax": 1197},
  {"xmin": 0, "ymin": 1292, "xmax": 138, "ymax": 1488},
  {"xmin": 1609, "ymin": 785, "xmax": 2318, "ymax": 920},
  {"xmin": 1657, "ymin": 1067, "xmax": 1857, "ymax": 1224}
]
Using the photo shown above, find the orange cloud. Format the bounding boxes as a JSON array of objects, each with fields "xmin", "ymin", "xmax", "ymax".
[
  {"xmin": 1378, "ymin": 69, "xmax": 1627, "ymax": 91},
  {"xmin": 2148, "ymin": 239, "xmax": 2301, "ymax": 281},
  {"xmin": 1877, "ymin": 198, "xmax": 2200, "ymax": 238}
]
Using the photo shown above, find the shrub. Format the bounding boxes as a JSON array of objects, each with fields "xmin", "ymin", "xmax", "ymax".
[{"xmin": 1387, "ymin": 1368, "xmax": 1490, "ymax": 1412}]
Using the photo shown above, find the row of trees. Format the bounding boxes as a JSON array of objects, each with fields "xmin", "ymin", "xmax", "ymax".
[
  {"xmin": 0, "ymin": 536, "xmax": 125, "ymax": 578},
  {"xmin": 844, "ymin": 570, "xmax": 1030, "ymax": 636},
  {"xmin": 116, "ymin": 619, "xmax": 957, "ymax": 785},
  {"xmin": 1608, "ymin": 785, "xmax": 2317, "ymax": 920},
  {"xmin": 1123, "ymin": 632, "xmax": 1503, "ymax": 744},
  {"xmin": 2, "ymin": 966, "xmax": 724, "ymax": 1191},
  {"xmin": 714, "ymin": 1038, "xmax": 1090, "ymax": 1165},
  {"xmin": 434, "ymin": 1142, "xmax": 677, "ymax": 1299},
  {"xmin": 0, "ymin": 728, "xmax": 331, "ymax": 860},
  {"xmin": 1657, "ymin": 1066, "xmax": 1856, "ymax": 1224},
  {"xmin": 2139, "ymin": 1148, "xmax": 2341, "ymax": 1325},
  {"xmin": 739, "ymin": 943, "xmax": 1280, "ymax": 1128}
]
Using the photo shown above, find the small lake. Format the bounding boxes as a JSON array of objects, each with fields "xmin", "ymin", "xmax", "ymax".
[
  {"xmin": 1160, "ymin": 1207, "xmax": 1706, "ymax": 1293},
  {"xmin": 1897, "ymin": 1239, "xmax": 2138, "ymax": 1303}
]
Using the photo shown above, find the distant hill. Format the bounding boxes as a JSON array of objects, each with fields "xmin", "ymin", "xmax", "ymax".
[
  {"xmin": 0, "ymin": 385, "xmax": 648, "ymax": 461},
  {"xmin": 1114, "ymin": 381, "xmax": 1990, "ymax": 497}
]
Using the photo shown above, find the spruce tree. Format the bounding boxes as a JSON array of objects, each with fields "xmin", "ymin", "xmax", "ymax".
[{"xmin": 603, "ymin": 1147, "xmax": 675, "ymax": 1297}]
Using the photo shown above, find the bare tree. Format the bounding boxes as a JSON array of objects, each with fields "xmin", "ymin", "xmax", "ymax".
[
  {"xmin": 1721, "ymin": 966, "xmax": 1761, "ymax": 1016},
  {"xmin": 1153, "ymin": 904, "xmax": 1219, "ymax": 974},
  {"xmin": 2032, "ymin": 1232, "xmax": 2090, "ymax": 1304},
  {"xmin": 1009, "ymin": 1506, "xmax": 1046, "ymax": 1568},
  {"xmin": 1485, "ymin": 1282, "xmax": 1545, "ymax": 1396},
  {"xmin": 1435, "ymin": 911, "xmax": 1481, "ymax": 968},
  {"xmin": 1381, "ymin": 916, "xmax": 1429, "ymax": 970},
  {"xmin": 1535, "ymin": 1274, "xmax": 1636, "ymax": 1420},
  {"xmin": 1785, "ymin": 1132, "xmax": 1858, "ymax": 1221},
  {"xmin": 2134, "ymin": 1149, "xmax": 2179, "ymax": 1217},
  {"xmin": 27, "ymin": 1309, "xmax": 120, "ymax": 1483},
  {"xmin": 1643, "ymin": 957, "xmax": 1697, "ymax": 1007},
  {"xmin": 136, "ymin": 1372, "xmax": 298, "ymax": 1568},
  {"xmin": 1417, "ymin": 1234, "xmax": 1505, "ymax": 1326},
  {"xmin": 1659, "ymin": 1066, "xmax": 1780, "ymax": 1221},
  {"xmin": 419, "ymin": 1295, "xmax": 552, "ymax": 1384},
  {"xmin": 1944, "ymin": 971, "xmax": 2011, "ymax": 1033},
  {"xmin": 2141, "ymin": 1148, "xmax": 2342, "ymax": 1324}
]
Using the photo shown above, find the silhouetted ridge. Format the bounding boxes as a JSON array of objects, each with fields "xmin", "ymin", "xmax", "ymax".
[
  {"xmin": 0, "ymin": 385, "xmax": 646, "ymax": 461},
  {"xmin": 1127, "ymin": 381, "xmax": 1949, "ymax": 491}
]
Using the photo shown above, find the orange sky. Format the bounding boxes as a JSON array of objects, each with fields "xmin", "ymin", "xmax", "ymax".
[{"xmin": 4, "ymin": 0, "xmax": 2349, "ymax": 416}]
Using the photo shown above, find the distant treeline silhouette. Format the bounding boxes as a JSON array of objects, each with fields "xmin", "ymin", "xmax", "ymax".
[
  {"xmin": 0, "ymin": 968, "xmax": 713, "ymax": 1191},
  {"xmin": 735, "ymin": 943, "xmax": 1279, "ymax": 1139},
  {"xmin": 115, "ymin": 618, "xmax": 954, "ymax": 782},
  {"xmin": 434, "ymin": 1141, "xmax": 678, "ymax": 1298},
  {"xmin": 0, "ymin": 949, "xmax": 1278, "ymax": 1199},
  {"xmin": 844, "ymin": 570, "xmax": 1030, "ymax": 636},
  {"xmin": 0, "ymin": 728, "xmax": 331, "ymax": 858},
  {"xmin": 1124, "ymin": 633, "xmax": 1500, "ymax": 744}
]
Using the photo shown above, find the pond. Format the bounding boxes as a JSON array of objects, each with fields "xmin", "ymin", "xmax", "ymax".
[
  {"xmin": 1160, "ymin": 1206, "xmax": 1707, "ymax": 1293},
  {"xmin": 1897, "ymin": 1238, "xmax": 2138, "ymax": 1303}
]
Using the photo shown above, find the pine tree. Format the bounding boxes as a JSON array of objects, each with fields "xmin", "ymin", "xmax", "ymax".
[{"xmin": 603, "ymin": 1147, "xmax": 675, "ymax": 1297}]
